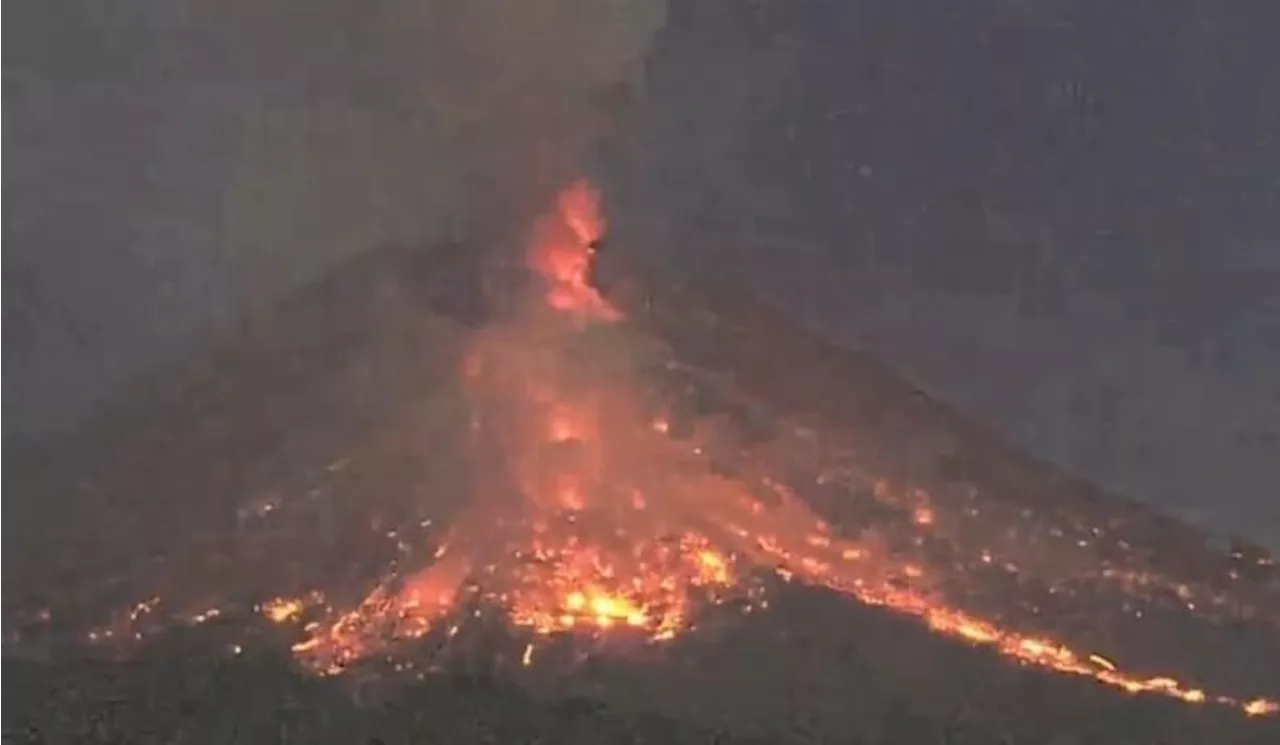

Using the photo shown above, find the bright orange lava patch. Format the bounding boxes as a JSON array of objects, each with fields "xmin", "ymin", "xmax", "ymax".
[{"xmin": 524, "ymin": 179, "xmax": 621, "ymax": 321}]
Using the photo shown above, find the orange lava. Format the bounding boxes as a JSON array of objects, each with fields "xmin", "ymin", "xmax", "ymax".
[
  {"xmin": 266, "ymin": 178, "xmax": 751, "ymax": 675},
  {"xmin": 77, "ymin": 179, "xmax": 1277, "ymax": 718},
  {"xmin": 259, "ymin": 179, "xmax": 1275, "ymax": 717},
  {"xmin": 523, "ymin": 179, "xmax": 621, "ymax": 321}
]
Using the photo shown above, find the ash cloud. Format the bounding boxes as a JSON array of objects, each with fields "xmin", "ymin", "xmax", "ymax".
[{"xmin": 4, "ymin": 0, "xmax": 665, "ymax": 441}]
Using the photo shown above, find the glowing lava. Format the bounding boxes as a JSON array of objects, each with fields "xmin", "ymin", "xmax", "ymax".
[
  {"xmin": 256, "ymin": 179, "xmax": 1274, "ymax": 717},
  {"xmin": 72, "ymin": 179, "xmax": 1277, "ymax": 718},
  {"xmin": 523, "ymin": 178, "xmax": 621, "ymax": 321},
  {"xmin": 270, "ymin": 177, "xmax": 753, "ymax": 674}
]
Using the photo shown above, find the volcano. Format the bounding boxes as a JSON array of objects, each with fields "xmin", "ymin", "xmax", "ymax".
[{"xmin": 5, "ymin": 181, "xmax": 1278, "ymax": 744}]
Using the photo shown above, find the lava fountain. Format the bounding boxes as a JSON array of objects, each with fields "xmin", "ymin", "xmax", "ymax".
[{"xmin": 261, "ymin": 179, "xmax": 1273, "ymax": 717}]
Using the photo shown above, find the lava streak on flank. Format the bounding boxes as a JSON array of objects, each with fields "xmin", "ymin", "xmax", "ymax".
[{"xmin": 71, "ymin": 179, "xmax": 1278, "ymax": 719}]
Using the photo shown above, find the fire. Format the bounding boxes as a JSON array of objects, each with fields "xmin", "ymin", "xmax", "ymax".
[
  {"xmin": 260, "ymin": 596, "xmax": 308, "ymax": 623},
  {"xmin": 523, "ymin": 178, "xmax": 620, "ymax": 321},
  {"xmin": 263, "ymin": 179, "xmax": 754, "ymax": 671},
  {"xmin": 501, "ymin": 531, "xmax": 742, "ymax": 640},
  {"xmin": 75, "ymin": 179, "xmax": 1276, "ymax": 718}
]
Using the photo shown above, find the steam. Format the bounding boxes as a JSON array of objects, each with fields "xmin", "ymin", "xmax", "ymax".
[{"xmin": 5, "ymin": 0, "xmax": 666, "ymax": 440}]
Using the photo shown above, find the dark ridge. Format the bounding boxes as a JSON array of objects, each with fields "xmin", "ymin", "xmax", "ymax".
[
  {"xmin": 3, "ymin": 241, "xmax": 486, "ymax": 619},
  {"xmin": 4, "ymin": 240, "xmax": 491, "ymax": 475}
]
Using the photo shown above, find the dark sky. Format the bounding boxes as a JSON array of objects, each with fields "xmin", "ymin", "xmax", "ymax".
[
  {"xmin": 603, "ymin": 0, "xmax": 1280, "ymax": 545},
  {"xmin": 5, "ymin": 1, "xmax": 1278, "ymax": 545}
]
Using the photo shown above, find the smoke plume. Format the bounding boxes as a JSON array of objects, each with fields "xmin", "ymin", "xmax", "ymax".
[{"xmin": 4, "ymin": 0, "xmax": 666, "ymax": 441}]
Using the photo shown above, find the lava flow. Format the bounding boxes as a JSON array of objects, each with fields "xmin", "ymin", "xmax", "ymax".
[
  {"xmin": 239, "ymin": 178, "xmax": 1274, "ymax": 717},
  {"xmin": 280, "ymin": 179, "xmax": 758, "ymax": 672}
]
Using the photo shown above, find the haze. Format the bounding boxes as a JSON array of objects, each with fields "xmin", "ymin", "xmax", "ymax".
[{"xmin": 5, "ymin": 0, "xmax": 1278, "ymax": 547}]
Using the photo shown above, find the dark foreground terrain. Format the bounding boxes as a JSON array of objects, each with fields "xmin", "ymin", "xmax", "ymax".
[
  {"xmin": 5, "ymin": 578, "xmax": 1277, "ymax": 745},
  {"xmin": 4, "ymin": 636, "xmax": 767, "ymax": 745},
  {"xmin": 5, "ymin": 241, "xmax": 1278, "ymax": 744}
]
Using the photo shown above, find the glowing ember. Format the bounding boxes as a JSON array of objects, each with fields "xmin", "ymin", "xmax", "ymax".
[
  {"xmin": 502, "ymin": 532, "xmax": 741, "ymax": 640},
  {"xmin": 260, "ymin": 596, "xmax": 309, "ymax": 623}
]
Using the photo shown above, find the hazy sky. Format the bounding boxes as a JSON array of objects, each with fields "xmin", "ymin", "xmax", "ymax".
[
  {"xmin": 5, "ymin": 1, "xmax": 1278, "ymax": 547},
  {"xmin": 5, "ymin": 0, "xmax": 665, "ymax": 440},
  {"xmin": 603, "ymin": 0, "xmax": 1280, "ymax": 546}
]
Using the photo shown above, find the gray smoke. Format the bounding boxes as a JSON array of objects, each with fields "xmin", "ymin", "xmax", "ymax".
[{"xmin": 4, "ymin": 0, "xmax": 666, "ymax": 441}]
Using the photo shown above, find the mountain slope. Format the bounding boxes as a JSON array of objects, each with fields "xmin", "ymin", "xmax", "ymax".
[{"xmin": 5, "ymin": 231, "xmax": 1277, "ymax": 744}]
